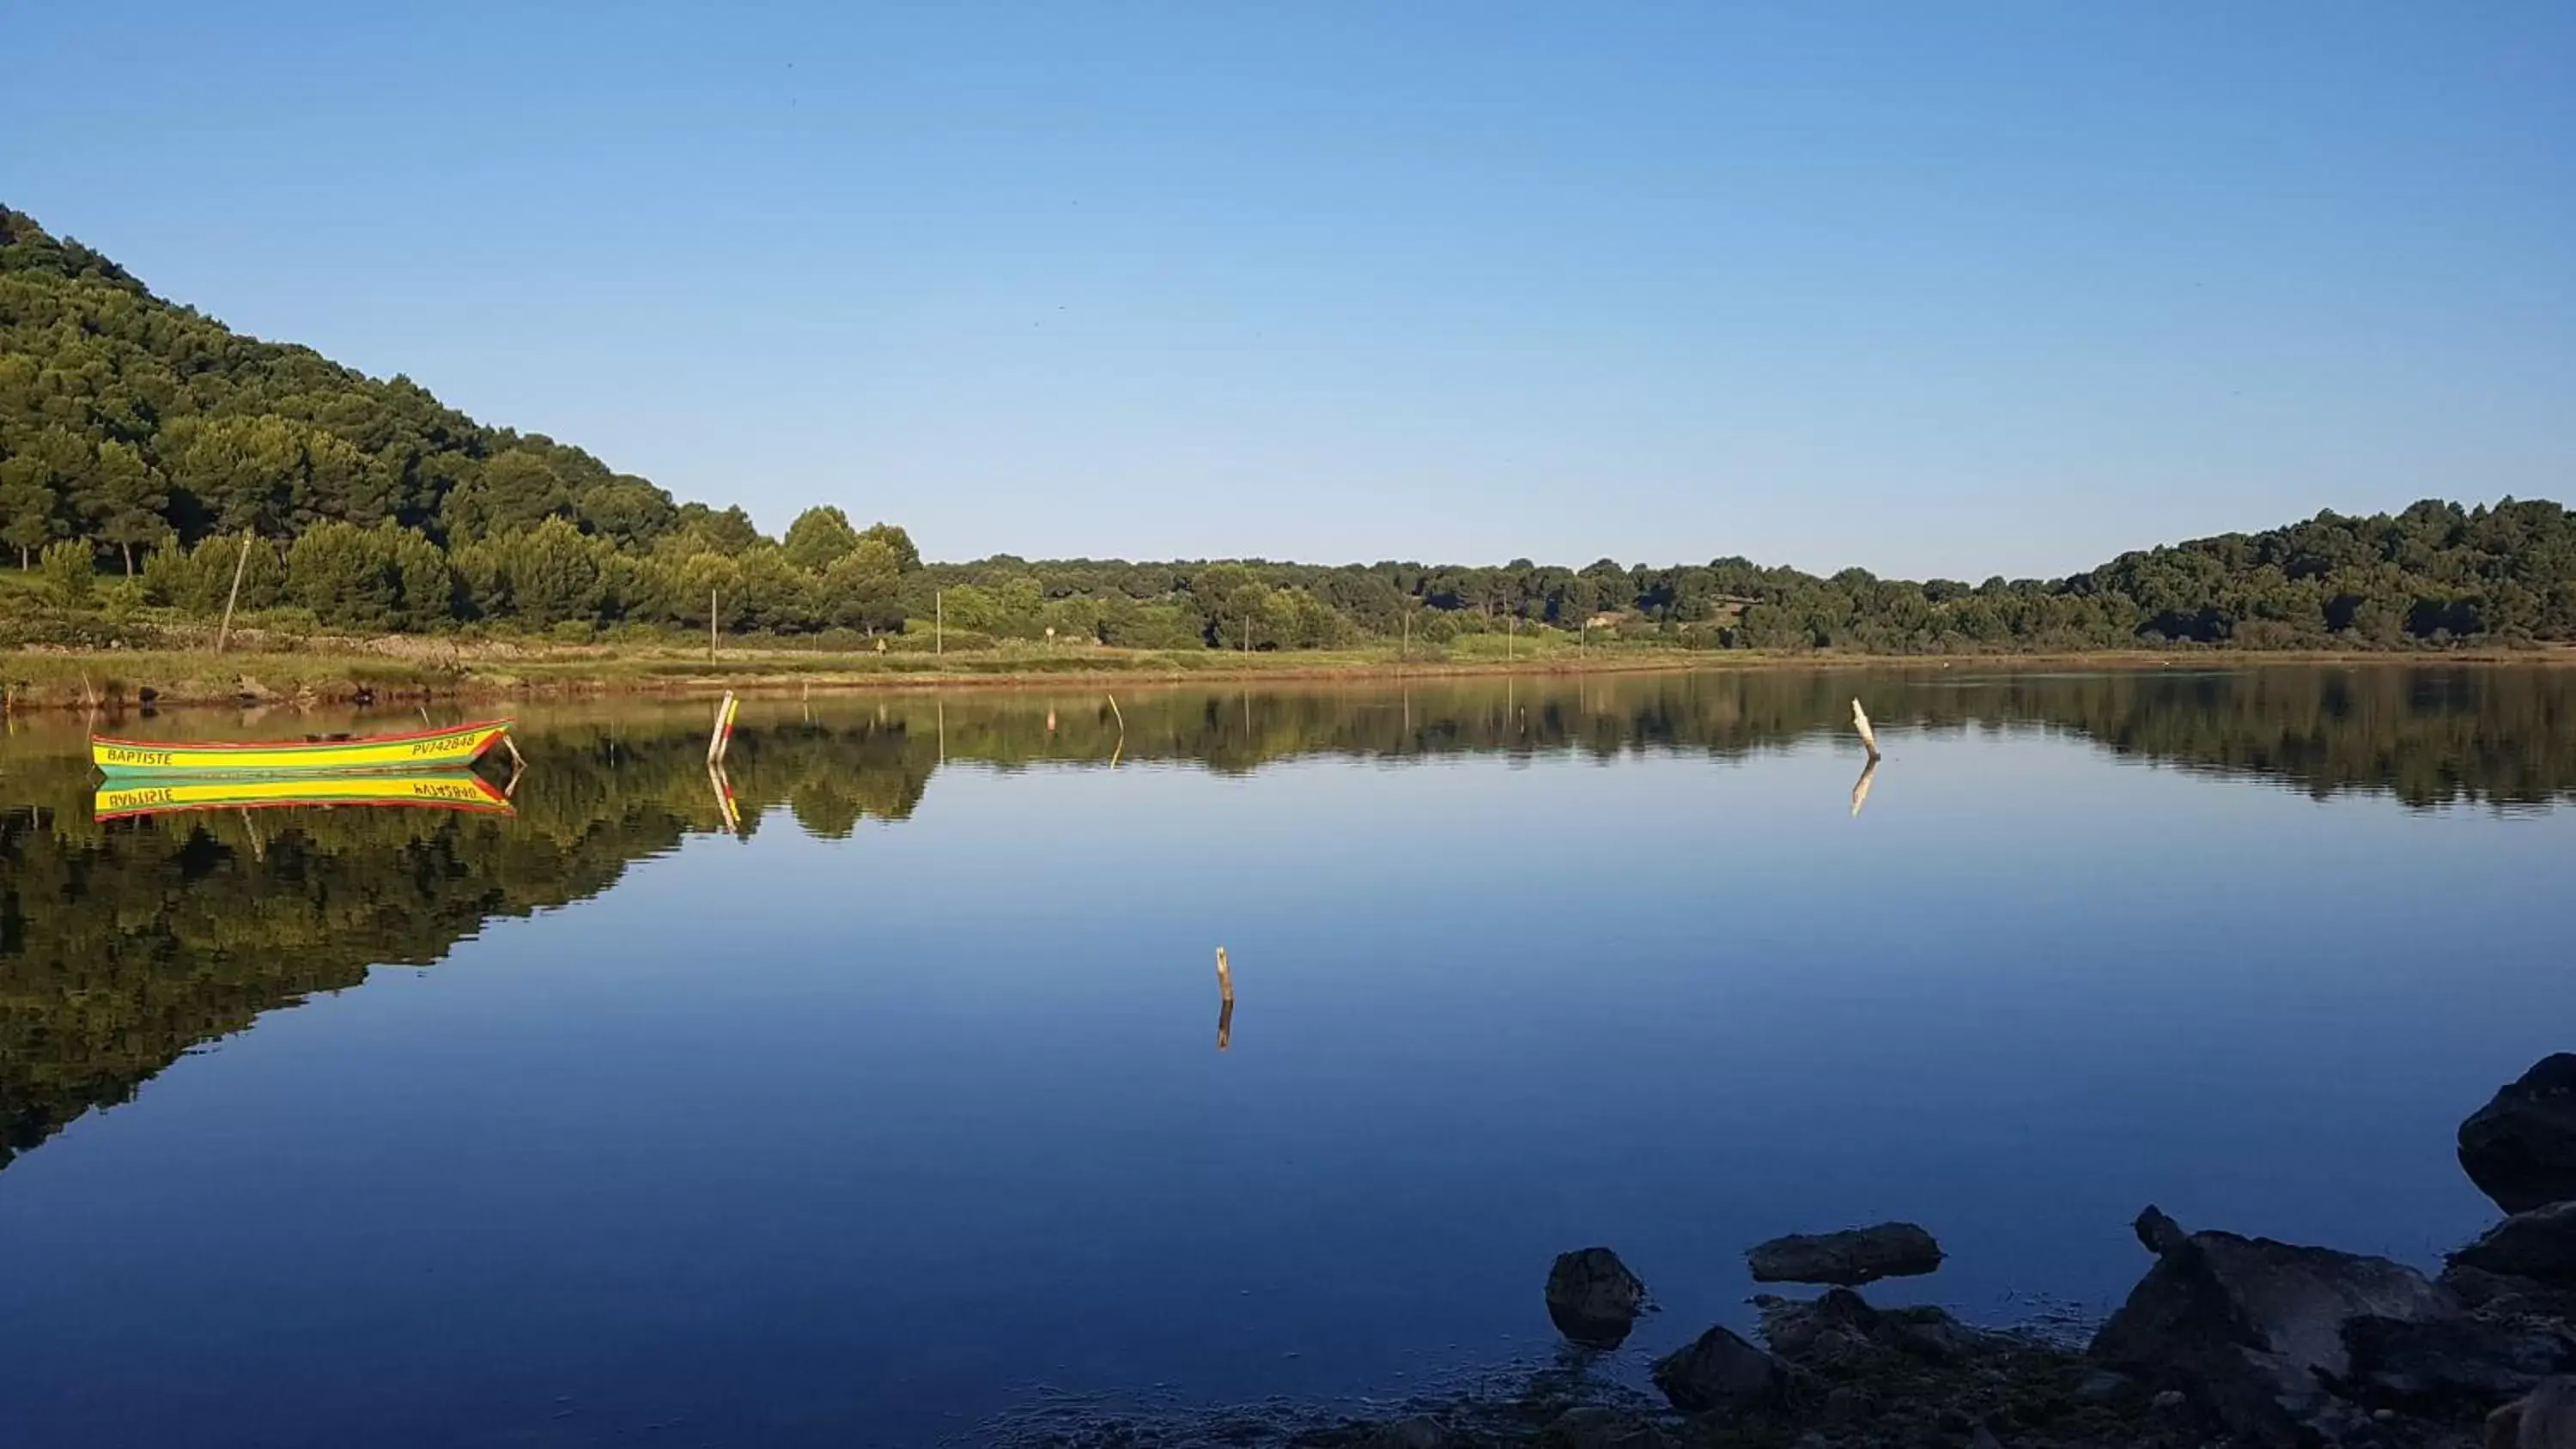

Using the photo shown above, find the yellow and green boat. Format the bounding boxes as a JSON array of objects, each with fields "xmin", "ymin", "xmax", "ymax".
[
  {"xmin": 90, "ymin": 718, "xmax": 514, "ymax": 777},
  {"xmin": 94, "ymin": 772, "xmax": 514, "ymax": 822}
]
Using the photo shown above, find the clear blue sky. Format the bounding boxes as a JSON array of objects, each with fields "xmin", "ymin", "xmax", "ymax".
[{"xmin": 6, "ymin": 2, "xmax": 2569, "ymax": 579}]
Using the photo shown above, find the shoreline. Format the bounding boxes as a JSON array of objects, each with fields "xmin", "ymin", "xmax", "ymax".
[{"xmin": 4, "ymin": 641, "xmax": 2571, "ymax": 713}]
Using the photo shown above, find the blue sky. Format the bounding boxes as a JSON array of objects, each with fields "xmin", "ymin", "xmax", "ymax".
[{"xmin": 6, "ymin": 2, "xmax": 2569, "ymax": 578}]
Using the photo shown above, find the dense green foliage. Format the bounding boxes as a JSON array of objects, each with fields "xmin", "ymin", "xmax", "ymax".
[
  {"xmin": 4, "ymin": 664, "xmax": 2571, "ymax": 1170},
  {"xmin": 6, "ymin": 205, "xmax": 2573, "ymax": 653}
]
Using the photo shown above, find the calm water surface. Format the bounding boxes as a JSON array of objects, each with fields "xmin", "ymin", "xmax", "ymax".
[{"xmin": 1, "ymin": 665, "xmax": 2570, "ymax": 1447}]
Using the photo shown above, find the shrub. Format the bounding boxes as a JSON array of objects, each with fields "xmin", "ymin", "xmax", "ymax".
[{"xmin": 39, "ymin": 540, "xmax": 93, "ymax": 606}]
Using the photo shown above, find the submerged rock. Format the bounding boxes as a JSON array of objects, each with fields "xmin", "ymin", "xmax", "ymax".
[
  {"xmin": 2455, "ymin": 1202, "xmax": 2576, "ymax": 1287},
  {"xmin": 2090, "ymin": 1205, "xmax": 2456, "ymax": 1446},
  {"xmin": 2462, "ymin": 1055, "xmax": 2576, "ymax": 1215},
  {"xmin": 1650, "ymin": 1325, "xmax": 1787, "ymax": 1412},
  {"xmin": 1747, "ymin": 1222, "xmax": 1945, "ymax": 1287},
  {"xmin": 1545, "ymin": 1247, "xmax": 1649, "ymax": 1349}
]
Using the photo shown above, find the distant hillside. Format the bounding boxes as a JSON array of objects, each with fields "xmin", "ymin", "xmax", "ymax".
[{"xmin": 3, "ymin": 203, "xmax": 2571, "ymax": 652}]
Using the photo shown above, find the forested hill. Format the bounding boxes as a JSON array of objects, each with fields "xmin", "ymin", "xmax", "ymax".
[
  {"xmin": 0, "ymin": 205, "xmax": 755, "ymax": 561},
  {"xmin": 4, "ymin": 203, "xmax": 2573, "ymax": 652}
]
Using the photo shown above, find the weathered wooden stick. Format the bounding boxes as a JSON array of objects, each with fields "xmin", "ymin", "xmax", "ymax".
[
  {"xmin": 1215, "ymin": 946, "xmax": 1233, "ymax": 1004},
  {"xmin": 1851, "ymin": 698, "xmax": 1881, "ymax": 760},
  {"xmin": 215, "ymin": 532, "xmax": 252, "ymax": 655},
  {"xmin": 1216, "ymin": 997, "xmax": 1233, "ymax": 1053}
]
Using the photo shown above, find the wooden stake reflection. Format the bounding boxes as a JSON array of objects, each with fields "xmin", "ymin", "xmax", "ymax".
[
  {"xmin": 1215, "ymin": 947, "xmax": 1235, "ymax": 1052},
  {"xmin": 708, "ymin": 761, "xmax": 743, "ymax": 834},
  {"xmin": 1850, "ymin": 755, "xmax": 1879, "ymax": 817}
]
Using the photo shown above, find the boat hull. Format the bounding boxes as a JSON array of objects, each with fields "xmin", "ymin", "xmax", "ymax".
[
  {"xmin": 95, "ymin": 772, "xmax": 513, "ymax": 822},
  {"xmin": 91, "ymin": 718, "xmax": 513, "ymax": 776}
]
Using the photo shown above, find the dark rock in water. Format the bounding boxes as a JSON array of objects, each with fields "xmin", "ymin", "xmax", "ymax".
[
  {"xmin": 2090, "ymin": 1204, "xmax": 2456, "ymax": 1446},
  {"xmin": 1875, "ymin": 1305, "xmax": 1991, "ymax": 1364},
  {"xmin": 1752, "ymin": 1288, "xmax": 1997, "ymax": 1368},
  {"xmin": 1747, "ymin": 1222, "xmax": 1945, "ymax": 1287},
  {"xmin": 2462, "ymin": 1055, "xmax": 2576, "ymax": 1215},
  {"xmin": 1545, "ymin": 1247, "xmax": 1649, "ymax": 1349},
  {"xmin": 1535, "ymin": 1407, "xmax": 1678, "ymax": 1449},
  {"xmin": 2344, "ymin": 1312, "xmax": 2576, "ymax": 1408},
  {"xmin": 1755, "ymin": 1288, "xmax": 1883, "ymax": 1360},
  {"xmin": 2455, "ymin": 1202, "xmax": 2576, "ymax": 1287},
  {"xmin": 1650, "ymin": 1325, "xmax": 1787, "ymax": 1412}
]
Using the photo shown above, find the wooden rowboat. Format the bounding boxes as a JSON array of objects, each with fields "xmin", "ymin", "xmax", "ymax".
[
  {"xmin": 90, "ymin": 718, "xmax": 514, "ymax": 776},
  {"xmin": 95, "ymin": 772, "xmax": 515, "ymax": 822}
]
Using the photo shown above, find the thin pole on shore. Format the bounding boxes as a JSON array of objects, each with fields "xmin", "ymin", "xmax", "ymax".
[
  {"xmin": 215, "ymin": 532, "xmax": 252, "ymax": 655},
  {"xmin": 935, "ymin": 589, "xmax": 943, "ymax": 658},
  {"xmin": 709, "ymin": 590, "xmax": 720, "ymax": 662}
]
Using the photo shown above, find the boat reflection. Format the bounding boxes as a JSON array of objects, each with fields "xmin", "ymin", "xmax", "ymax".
[{"xmin": 94, "ymin": 772, "xmax": 514, "ymax": 822}]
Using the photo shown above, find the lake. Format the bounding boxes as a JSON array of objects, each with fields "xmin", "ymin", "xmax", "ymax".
[{"xmin": 2, "ymin": 664, "xmax": 2570, "ymax": 1447}]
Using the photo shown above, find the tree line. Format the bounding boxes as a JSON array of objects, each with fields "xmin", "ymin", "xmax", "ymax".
[{"xmin": 8, "ymin": 204, "xmax": 2575, "ymax": 653}]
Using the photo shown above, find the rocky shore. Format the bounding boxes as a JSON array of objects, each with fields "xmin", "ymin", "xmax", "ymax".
[{"xmin": 1018, "ymin": 1053, "xmax": 2576, "ymax": 1449}]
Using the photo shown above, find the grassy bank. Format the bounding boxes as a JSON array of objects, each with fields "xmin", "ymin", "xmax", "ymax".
[{"xmin": 0, "ymin": 634, "xmax": 1727, "ymax": 710}]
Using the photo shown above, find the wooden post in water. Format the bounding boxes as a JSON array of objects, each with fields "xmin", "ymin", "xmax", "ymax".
[
  {"xmin": 1850, "ymin": 698, "xmax": 1881, "ymax": 761},
  {"xmin": 214, "ymin": 532, "xmax": 252, "ymax": 655}
]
